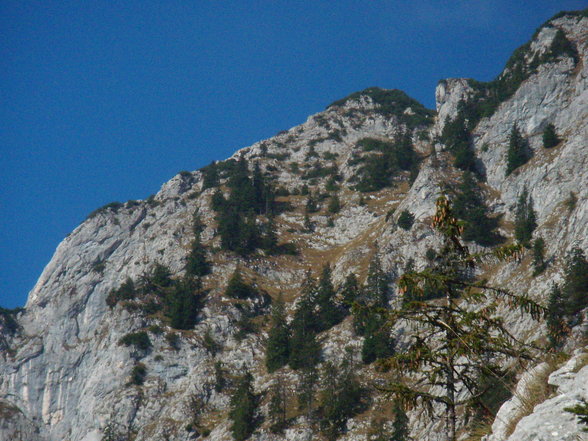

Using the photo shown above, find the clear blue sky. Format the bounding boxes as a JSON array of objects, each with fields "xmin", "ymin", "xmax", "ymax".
[{"xmin": 1, "ymin": 1, "xmax": 585, "ymax": 309}]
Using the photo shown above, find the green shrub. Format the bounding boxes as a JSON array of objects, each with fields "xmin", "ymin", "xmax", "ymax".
[
  {"xmin": 86, "ymin": 201, "xmax": 123, "ymax": 220},
  {"xmin": 148, "ymin": 325, "xmax": 164, "ymax": 335},
  {"xmin": 106, "ymin": 278, "xmax": 137, "ymax": 308},
  {"xmin": 225, "ymin": 270, "xmax": 257, "ymax": 300},
  {"xmin": 352, "ymin": 133, "xmax": 419, "ymax": 192},
  {"xmin": 328, "ymin": 195, "xmax": 341, "ymax": 214},
  {"xmin": 166, "ymin": 332, "xmax": 180, "ymax": 350},
  {"xmin": 397, "ymin": 210, "xmax": 415, "ymax": 230},
  {"xmin": 129, "ymin": 363, "xmax": 147, "ymax": 386},
  {"xmin": 328, "ymin": 87, "xmax": 434, "ymax": 128},
  {"xmin": 119, "ymin": 331, "xmax": 152, "ymax": 351},
  {"xmin": 203, "ymin": 328, "xmax": 221, "ymax": 355},
  {"xmin": 565, "ymin": 191, "xmax": 577, "ymax": 211},
  {"xmin": 0, "ymin": 307, "xmax": 22, "ymax": 334}
]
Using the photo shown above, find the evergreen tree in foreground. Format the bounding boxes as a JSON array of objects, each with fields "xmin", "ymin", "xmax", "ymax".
[{"xmin": 384, "ymin": 195, "xmax": 544, "ymax": 441}]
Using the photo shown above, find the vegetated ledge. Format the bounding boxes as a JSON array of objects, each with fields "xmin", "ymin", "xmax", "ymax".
[
  {"xmin": 441, "ymin": 8, "xmax": 585, "ymax": 127},
  {"xmin": 327, "ymin": 87, "xmax": 436, "ymax": 128}
]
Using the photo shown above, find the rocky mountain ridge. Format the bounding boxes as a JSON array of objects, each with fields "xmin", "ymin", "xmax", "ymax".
[{"xmin": 1, "ymin": 9, "xmax": 588, "ymax": 441}]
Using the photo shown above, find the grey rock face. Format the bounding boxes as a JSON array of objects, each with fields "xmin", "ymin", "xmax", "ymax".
[{"xmin": 1, "ymin": 12, "xmax": 588, "ymax": 441}]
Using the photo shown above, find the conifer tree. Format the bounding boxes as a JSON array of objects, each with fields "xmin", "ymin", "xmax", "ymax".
[
  {"xmin": 352, "ymin": 254, "xmax": 389, "ymax": 337},
  {"xmin": 265, "ymin": 293, "xmax": 290, "ymax": 373},
  {"xmin": 514, "ymin": 187, "xmax": 537, "ymax": 247},
  {"xmin": 361, "ymin": 316, "xmax": 395, "ymax": 364},
  {"xmin": 452, "ymin": 171, "xmax": 501, "ymax": 246},
  {"xmin": 167, "ymin": 277, "xmax": 202, "ymax": 330},
  {"xmin": 365, "ymin": 252, "xmax": 390, "ymax": 307},
  {"xmin": 261, "ymin": 215, "xmax": 278, "ymax": 254},
  {"xmin": 531, "ymin": 237, "xmax": 546, "ymax": 276},
  {"xmin": 385, "ymin": 195, "xmax": 544, "ymax": 441},
  {"xmin": 546, "ymin": 283, "xmax": 566, "ymax": 349},
  {"xmin": 186, "ymin": 236, "xmax": 211, "ymax": 277},
  {"xmin": 391, "ymin": 402, "xmax": 409, "ymax": 441},
  {"xmin": 506, "ymin": 124, "xmax": 531, "ymax": 175},
  {"xmin": 268, "ymin": 373, "xmax": 288, "ymax": 434},
  {"xmin": 225, "ymin": 269, "xmax": 257, "ymax": 300},
  {"xmin": 561, "ymin": 247, "xmax": 588, "ymax": 319},
  {"xmin": 542, "ymin": 123, "xmax": 560, "ymax": 149},
  {"xmin": 289, "ymin": 273, "xmax": 322, "ymax": 370},
  {"xmin": 229, "ymin": 372, "xmax": 257, "ymax": 441},
  {"xmin": 316, "ymin": 265, "xmax": 343, "ymax": 331},
  {"xmin": 441, "ymin": 111, "xmax": 476, "ymax": 172},
  {"xmin": 340, "ymin": 273, "xmax": 360, "ymax": 311},
  {"xmin": 328, "ymin": 195, "xmax": 341, "ymax": 214},
  {"xmin": 297, "ymin": 364, "xmax": 318, "ymax": 420},
  {"xmin": 319, "ymin": 356, "xmax": 365, "ymax": 440}
]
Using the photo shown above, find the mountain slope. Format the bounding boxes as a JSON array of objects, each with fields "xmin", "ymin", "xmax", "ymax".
[{"xmin": 1, "ymin": 10, "xmax": 587, "ymax": 441}]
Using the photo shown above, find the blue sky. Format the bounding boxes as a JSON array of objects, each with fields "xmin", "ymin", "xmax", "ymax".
[{"xmin": 1, "ymin": 1, "xmax": 586, "ymax": 308}]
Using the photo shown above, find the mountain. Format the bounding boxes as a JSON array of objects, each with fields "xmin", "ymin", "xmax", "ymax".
[{"xmin": 1, "ymin": 9, "xmax": 588, "ymax": 441}]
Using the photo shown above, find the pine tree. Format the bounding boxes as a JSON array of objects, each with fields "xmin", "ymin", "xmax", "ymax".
[
  {"xmin": 506, "ymin": 124, "xmax": 531, "ymax": 176},
  {"xmin": 452, "ymin": 171, "xmax": 501, "ymax": 246},
  {"xmin": 391, "ymin": 402, "xmax": 409, "ymax": 441},
  {"xmin": 361, "ymin": 315, "xmax": 395, "ymax": 365},
  {"xmin": 514, "ymin": 187, "xmax": 537, "ymax": 246},
  {"xmin": 225, "ymin": 269, "xmax": 257, "ymax": 300},
  {"xmin": 319, "ymin": 357, "xmax": 365, "ymax": 440},
  {"xmin": 167, "ymin": 277, "xmax": 201, "ymax": 330},
  {"xmin": 353, "ymin": 253, "xmax": 389, "ymax": 336},
  {"xmin": 268, "ymin": 373, "xmax": 288, "ymax": 434},
  {"xmin": 328, "ymin": 195, "xmax": 341, "ymax": 214},
  {"xmin": 441, "ymin": 112, "xmax": 476, "ymax": 172},
  {"xmin": 289, "ymin": 274, "xmax": 322, "ymax": 370},
  {"xmin": 397, "ymin": 210, "xmax": 415, "ymax": 230},
  {"xmin": 316, "ymin": 265, "xmax": 343, "ymax": 331},
  {"xmin": 531, "ymin": 237, "xmax": 546, "ymax": 276},
  {"xmin": 229, "ymin": 372, "xmax": 257, "ymax": 441},
  {"xmin": 546, "ymin": 284, "xmax": 566, "ymax": 349},
  {"xmin": 297, "ymin": 364, "xmax": 318, "ymax": 420},
  {"xmin": 561, "ymin": 247, "xmax": 588, "ymax": 319},
  {"xmin": 365, "ymin": 253, "xmax": 390, "ymax": 307},
  {"xmin": 542, "ymin": 123, "xmax": 560, "ymax": 149},
  {"xmin": 288, "ymin": 301, "xmax": 322, "ymax": 370},
  {"xmin": 386, "ymin": 195, "xmax": 544, "ymax": 441},
  {"xmin": 261, "ymin": 216, "xmax": 278, "ymax": 254},
  {"xmin": 265, "ymin": 293, "xmax": 290, "ymax": 373},
  {"xmin": 340, "ymin": 273, "xmax": 360, "ymax": 311},
  {"xmin": 186, "ymin": 236, "xmax": 211, "ymax": 277}
]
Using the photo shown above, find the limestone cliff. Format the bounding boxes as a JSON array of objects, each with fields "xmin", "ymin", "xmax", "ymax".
[{"xmin": 1, "ymin": 10, "xmax": 587, "ymax": 441}]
